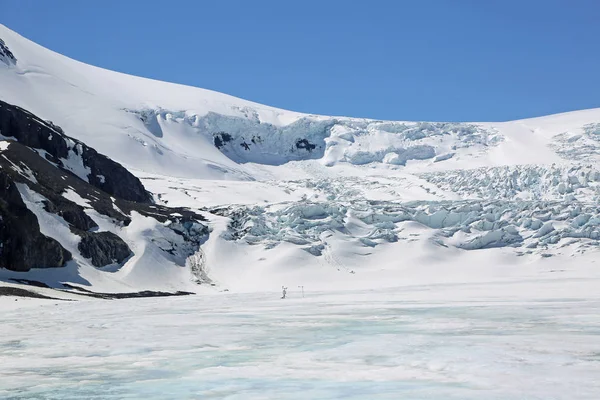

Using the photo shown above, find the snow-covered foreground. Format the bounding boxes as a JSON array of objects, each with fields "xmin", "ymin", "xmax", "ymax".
[{"xmin": 2, "ymin": 276, "xmax": 600, "ymax": 400}]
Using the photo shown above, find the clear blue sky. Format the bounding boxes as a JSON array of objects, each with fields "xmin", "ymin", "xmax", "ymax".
[{"xmin": 1, "ymin": 0, "xmax": 599, "ymax": 121}]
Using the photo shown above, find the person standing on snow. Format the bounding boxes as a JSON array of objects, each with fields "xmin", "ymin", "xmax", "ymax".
[{"xmin": 281, "ymin": 286, "xmax": 288, "ymax": 299}]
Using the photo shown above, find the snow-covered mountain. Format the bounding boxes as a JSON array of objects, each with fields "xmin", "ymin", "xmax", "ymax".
[
  {"xmin": 0, "ymin": 99, "xmax": 210, "ymax": 294},
  {"xmin": 1, "ymin": 24, "xmax": 599, "ymax": 295}
]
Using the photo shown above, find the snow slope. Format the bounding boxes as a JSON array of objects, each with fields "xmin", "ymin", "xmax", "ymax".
[
  {"xmin": 1, "ymin": 24, "xmax": 600, "ymax": 293},
  {"xmin": 2, "ymin": 23, "xmax": 600, "ymax": 180}
]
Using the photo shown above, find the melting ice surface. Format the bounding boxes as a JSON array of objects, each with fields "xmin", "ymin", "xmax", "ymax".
[{"xmin": 2, "ymin": 279, "xmax": 600, "ymax": 400}]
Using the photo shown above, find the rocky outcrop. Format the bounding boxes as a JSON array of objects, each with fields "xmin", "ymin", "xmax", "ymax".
[
  {"xmin": 78, "ymin": 231, "xmax": 132, "ymax": 268},
  {"xmin": 81, "ymin": 146, "xmax": 152, "ymax": 203},
  {"xmin": 0, "ymin": 38, "xmax": 16, "ymax": 66},
  {"xmin": 0, "ymin": 140, "xmax": 207, "ymax": 271},
  {"xmin": 0, "ymin": 171, "xmax": 72, "ymax": 271},
  {"xmin": 0, "ymin": 100, "xmax": 152, "ymax": 203},
  {"xmin": 42, "ymin": 198, "xmax": 98, "ymax": 232},
  {"xmin": 0, "ymin": 101, "xmax": 209, "ymax": 276}
]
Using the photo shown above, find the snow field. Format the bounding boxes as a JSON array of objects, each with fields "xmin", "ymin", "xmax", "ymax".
[{"xmin": 2, "ymin": 277, "xmax": 600, "ymax": 399}]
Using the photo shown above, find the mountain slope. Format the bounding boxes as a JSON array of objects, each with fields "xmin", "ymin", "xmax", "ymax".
[
  {"xmin": 1, "ymin": 24, "xmax": 599, "ymax": 294},
  {"xmin": 3, "ymin": 23, "xmax": 600, "ymax": 180},
  {"xmin": 0, "ymin": 99, "xmax": 209, "ymax": 293}
]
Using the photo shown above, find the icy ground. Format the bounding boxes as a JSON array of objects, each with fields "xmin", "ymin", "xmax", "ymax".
[{"xmin": 2, "ymin": 275, "xmax": 600, "ymax": 400}]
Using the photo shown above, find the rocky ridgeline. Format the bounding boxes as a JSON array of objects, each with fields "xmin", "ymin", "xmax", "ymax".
[
  {"xmin": 0, "ymin": 100, "xmax": 208, "ymax": 274},
  {"xmin": 0, "ymin": 100, "xmax": 151, "ymax": 202},
  {"xmin": 0, "ymin": 38, "xmax": 16, "ymax": 66}
]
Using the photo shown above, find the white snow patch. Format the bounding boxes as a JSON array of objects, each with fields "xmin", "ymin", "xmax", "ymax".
[
  {"xmin": 61, "ymin": 188, "xmax": 90, "ymax": 208},
  {"xmin": 59, "ymin": 141, "xmax": 90, "ymax": 182},
  {"xmin": 17, "ymin": 183, "xmax": 81, "ymax": 255}
]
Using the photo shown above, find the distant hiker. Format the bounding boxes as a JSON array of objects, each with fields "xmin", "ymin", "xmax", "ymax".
[{"xmin": 281, "ymin": 286, "xmax": 287, "ymax": 299}]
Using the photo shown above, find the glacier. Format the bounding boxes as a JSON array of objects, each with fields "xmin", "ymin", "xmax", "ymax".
[
  {"xmin": 0, "ymin": 20, "xmax": 599, "ymax": 296},
  {"xmin": 1, "ymin": 22, "xmax": 600, "ymax": 400}
]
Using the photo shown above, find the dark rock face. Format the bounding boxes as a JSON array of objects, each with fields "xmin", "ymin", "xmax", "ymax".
[
  {"xmin": 0, "ymin": 171, "xmax": 72, "ymax": 271},
  {"xmin": 82, "ymin": 146, "xmax": 153, "ymax": 203},
  {"xmin": 0, "ymin": 102, "xmax": 69, "ymax": 157},
  {"xmin": 0, "ymin": 141, "xmax": 206, "ymax": 271},
  {"xmin": 42, "ymin": 199, "xmax": 98, "ymax": 231},
  {"xmin": 0, "ymin": 287, "xmax": 62, "ymax": 300},
  {"xmin": 0, "ymin": 38, "xmax": 16, "ymax": 65},
  {"xmin": 0, "ymin": 100, "xmax": 152, "ymax": 203},
  {"xmin": 78, "ymin": 231, "xmax": 132, "ymax": 267},
  {"xmin": 295, "ymin": 138, "xmax": 317, "ymax": 152},
  {"xmin": 0, "ymin": 100, "xmax": 209, "ymax": 277},
  {"xmin": 213, "ymin": 132, "xmax": 232, "ymax": 149}
]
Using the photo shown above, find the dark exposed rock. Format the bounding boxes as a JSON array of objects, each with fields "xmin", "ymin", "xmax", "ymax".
[
  {"xmin": 82, "ymin": 146, "xmax": 152, "ymax": 204},
  {"xmin": 213, "ymin": 132, "xmax": 232, "ymax": 149},
  {"xmin": 0, "ymin": 101, "xmax": 209, "ymax": 278},
  {"xmin": 0, "ymin": 100, "xmax": 152, "ymax": 203},
  {"xmin": 0, "ymin": 140, "xmax": 206, "ymax": 227},
  {"xmin": 295, "ymin": 138, "xmax": 317, "ymax": 152},
  {"xmin": 0, "ymin": 142, "xmax": 206, "ymax": 271},
  {"xmin": 207, "ymin": 206, "xmax": 231, "ymax": 217},
  {"xmin": 0, "ymin": 103, "xmax": 69, "ymax": 157},
  {"xmin": 42, "ymin": 199, "xmax": 98, "ymax": 231},
  {"xmin": 0, "ymin": 38, "xmax": 16, "ymax": 65},
  {"xmin": 240, "ymin": 141, "xmax": 251, "ymax": 151},
  {"xmin": 0, "ymin": 287, "xmax": 63, "ymax": 300},
  {"xmin": 0, "ymin": 283, "xmax": 193, "ymax": 300},
  {"xmin": 78, "ymin": 231, "xmax": 132, "ymax": 268},
  {"xmin": 0, "ymin": 141, "xmax": 129, "ymax": 226},
  {"xmin": 61, "ymin": 283, "xmax": 195, "ymax": 299},
  {"xmin": 0, "ymin": 171, "xmax": 72, "ymax": 271},
  {"xmin": 9, "ymin": 279, "xmax": 51, "ymax": 288}
]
